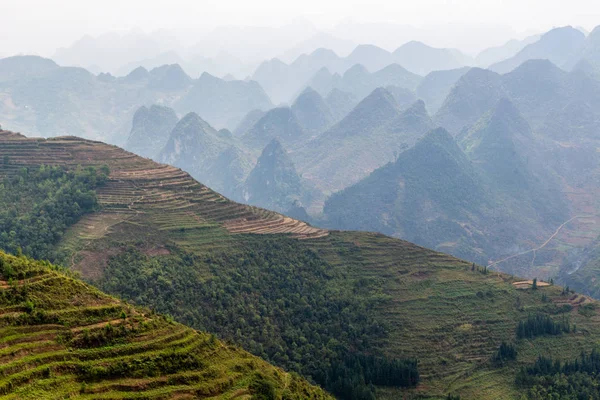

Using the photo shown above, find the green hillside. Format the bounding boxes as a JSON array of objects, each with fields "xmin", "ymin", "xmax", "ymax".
[
  {"xmin": 0, "ymin": 250, "xmax": 330, "ymax": 399},
  {"xmin": 3, "ymin": 130, "xmax": 600, "ymax": 399}
]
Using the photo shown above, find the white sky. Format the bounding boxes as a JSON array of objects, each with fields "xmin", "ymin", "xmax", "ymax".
[{"xmin": 1, "ymin": 0, "xmax": 599, "ymax": 56}]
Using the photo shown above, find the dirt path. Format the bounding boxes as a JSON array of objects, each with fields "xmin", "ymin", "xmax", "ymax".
[{"xmin": 488, "ymin": 215, "xmax": 583, "ymax": 268}]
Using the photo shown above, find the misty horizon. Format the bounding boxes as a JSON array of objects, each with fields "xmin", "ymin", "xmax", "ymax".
[{"xmin": 3, "ymin": 0, "xmax": 600, "ymax": 64}]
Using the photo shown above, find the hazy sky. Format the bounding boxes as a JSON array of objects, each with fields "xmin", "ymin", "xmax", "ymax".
[{"xmin": 1, "ymin": 0, "xmax": 599, "ymax": 57}]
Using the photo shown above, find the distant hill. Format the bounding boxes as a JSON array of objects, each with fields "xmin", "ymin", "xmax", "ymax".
[
  {"xmin": 474, "ymin": 34, "xmax": 540, "ymax": 67},
  {"xmin": 252, "ymin": 41, "xmax": 471, "ymax": 103},
  {"xmin": 295, "ymin": 88, "xmax": 433, "ymax": 194},
  {"xmin": 490, "ymin": 26, "xmax": 585, "ymax": 74},
  {"xmin": 147, "ymin": 63, "xmax": 192, "ymax": 91},
  {"xmin": 324, "ymin": 124, "xmax": 567, "ymax": 266},
  {"xmin": 239, "ymin": 139, "xmax": 319, "ymax": 213},
  {"xmin": 0, "ymin": 56, "xmax": 273, "ymax": 146},
  {"xmin": 305, "ymin": 63, "xmax": 421, "ymax": 103},
  {"xmin": 565, "ymin": 25, "xmax": 600, "ymax": 73},
  {"xmin": 435, "ymin": 67, "xmax": 506, "ymax": 134},
  {"xmin": 175, "ymin": 72, "xmax": 273, "ymax": 130},
  {"xmin": 125, "ymin": 104, "xmax": 178, "ymax": 159},
  {"xmin": 392, "ymin": 41, "xmax": 472, "ymax": 75},
  {"xmin": 241, "ymin": 107, "xmax": 306, "ymax": 151},
  {"xmin": 233, "ymin": 109, "xmax": 266, "ymax": 137},
  {"xmin": 416, "ymin": 67, "xmax": 470, "ymax": 113},
  {"xmin": 324, "ymin": 88, "xmax": 358, "ymax": 121},
  {"xmin": 159, "ymin": 112, "xmax": 252, "ymax": 198},
  {"xmin": 0, "ymin": 55, "xmax": 59, "ymax": 82},
  {"xmin": 291, "ymin": 87, "xmax": 335, "ymax": 136}
]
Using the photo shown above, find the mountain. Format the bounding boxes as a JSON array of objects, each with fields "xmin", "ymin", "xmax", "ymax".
[
  {"xmin": 392, "ymin": 41, "xmax": 472, "ymax": 75},
  {"xmin": 147, "ymin": 63, "xmax": 192, "ymax": 91},
  {"xmin": 565, "ymin": 25, "xmax": 600, "ymax": 73},
  {"xmin": 0, "ymin": 55, "xmax": 59, "ymax": 82},
  {"xmin": 4, "ymin": 129, "xmax": 600, "ymax": 399},
  {"xmin": 290, "ymin": 87, "xmax": 335, "ymax": 136},
  {"xmin": 279, "ymin": 32, "xmax": 356, "ymax": 62},
  {"xmin": 490, "ymin": 26, "xmax": 585, "ymax": 74},
  {"xmin": 0, "ymin": 250, "xmax": 329, "ymax": 399},
  {"xmin": 371, "ymin": 63, "xmax": 422, "ymax": 91},
  {"xmin": 251, "ymin": 58, "xmax": 296, "ymax": 104},
  {"xmin": 122, "ymin": 65, "xmax": 149, "ymax": 82},
  {"xmin": 325, "ymin": 99, "xmax": 569, "ymax": 273},
  {"xmin": 474, "ymin": 34, "xmax": 540, "ymax": 67},
  {"xmin": 416, "ymin": 67, "xmax": 470, "ymax": 113},
  {"xmin": 305, "ymin": 63, "xmax": 421, "ymax": 102},
  {"xmin": 385, "ymin": 85, "xmax": 418, "ymax": 110},
  {"xmin": 125, "ymin": 105, "xmax": 178, "ymax": 159},
  {"xmin": 241, "ymin": 107, "xmax": 306, "ymax": 151},
  {"xmin": 324, "ymin": 88, "xmax": 358, "ymax": 121},
  {"xmin": 435, "ymin": 59, "xmax": 600, "ymax": 137},
  {"xmin": 239, "ymin": 139, "xmax": 316, "ymax": 212},
  {"xmin": 295, "ymin": 88, "xmax": 433, "ymax": 193},
  {"xmin": 459, "ymin": 98, "xmax": 567, "ymax": 229},
  {"xmin": 251, "ymin": 48, "xmax": 348, "ymax": 104},
  {"xmin": 345, "ymin": 44, "xmax": 395, "ymax": 71},
  {"xmin": 52, "ymin": 30, "xmax": 182, "ymax": 73},
  {"xmin": 434, "ymin": 67, "xmax": 506, "ymax": 134},
  {"xmin": 233, "ymin": 108, "xmax": 266, "ymax": 137},
  {"xmin": 251, "ymin": 44, "xmax": 421, "ymax": 104},
  {"xmin": 323, "ymin": 128, "xmax": 491, "ymax": 257},
  {"xmin": 159, "ymin": 112, "xmax": 251, "ymax": 197},
  {"xmin": 0, "ymin": 56, "xmax": 272, "ymax": 146},
  {"xmin": 175, "ymin": 72, "xmax": 273, "ymax": 130}
]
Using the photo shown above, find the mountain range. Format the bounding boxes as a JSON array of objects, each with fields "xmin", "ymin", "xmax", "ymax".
[{"xmin": 3, "ymin": 128, "xmax": 600, "ymax": 399}]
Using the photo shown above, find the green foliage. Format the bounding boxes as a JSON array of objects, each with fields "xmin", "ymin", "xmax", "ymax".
[
  {"xmin": 0, "ymin": 250, "xmax": 332, "ymax": 399},
  {"xmin": 491, "ymin": 341, "xmax": 517, "ymax": 365},
  {"xmin": 249, "ymin": 373, "xmax": 277, "ymax": 400},
  {"xmin": 0, "ymin": 165, "xmax": 107, "ymax": 260},
  {"xmin": 516, "ymin": 349, "xmax": 600, "ymax": 399},
  {"xmin": 516, "ymin": 313, "xmax": 571, "ymax": 339},
  {"xmin": 98, "ymin": 241, "xmax": 418, "ymax": 397}
]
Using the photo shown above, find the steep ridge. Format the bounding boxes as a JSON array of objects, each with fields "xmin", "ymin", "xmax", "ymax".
[
  {"xmin": 0, "ymin": 250, "xmax": 330, "ymax": 399},
  {"xmin": 241, "ymin": 107, "xmax": 306, "ymax": 151},
  {"xmin": 125, "ymin": 105, "xmax": 178, "ymax": 159},
  {"xmin": 295, "ymin": 88, "xmax": 432, "ymax": 194},
  {"xmin": 490, "ymin": 26, "xmax": 585, "ymax": 74},
  {"xmin": 305, "ymin": 63, "xmax": 421, "ymax": 102},
  {"xmin": 416, "ymin": 67, "xmax": 470, "ymax": 113},
  {"xmin": 323, "ymin": 123, "xmax": 568, "ymax": 270},
  {"xmin": 5, "ymin": 129, "xmax": 600, "ymax": 399},
  {"xmin": 239, "ymin": 139, "xmax": 319, "ymax": 213},
  {"xmin": 158, "ymin": 112, "xmax": 252, "ymax": 198},
  {"xmin": 290, "ymin": 87, "xmax": 335, "ymax": 136}
]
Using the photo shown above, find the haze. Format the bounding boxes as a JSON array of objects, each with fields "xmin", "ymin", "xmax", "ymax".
[{"xmin": 2, "ymin": 0, "xmax": 600, "ymax": 60}]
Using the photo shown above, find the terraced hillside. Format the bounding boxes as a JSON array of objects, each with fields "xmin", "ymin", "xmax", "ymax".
[
  {"xmin": 0, "ymin": 251, "xmax": 331, "ymax": 399},
  {"xmin": 0, "ymin": 131, "xmax": 325, "ymax": 246},
  {"xmin": 5, "ymin": 129, "xmax": 600, "ymax": 399}
]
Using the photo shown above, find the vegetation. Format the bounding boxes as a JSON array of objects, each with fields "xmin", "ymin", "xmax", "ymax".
[
  {"xmin": 6, "ymin": 132, "xmax": 600, "ymax": 399},
  {"xmin": 516, "ymin": 313, "xmax": 571, "ymax": 339},
  {"xmin": 0, "ymin": 250, "xmax": 331, "ymax": 399},
  {"xmin": 516, "ymin": 349, "xmax": 600, "ymax": 399},
  {"xmin": 0, "ymin": 165, "xmax": 107, "ymax": 260},
  {"xmin": 98, "ymin": 242, "xmax": 418, "ymax": 398},
  {"xmin": 491, "ymin": 341, "xmax": 517, "ymax": 365}
]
